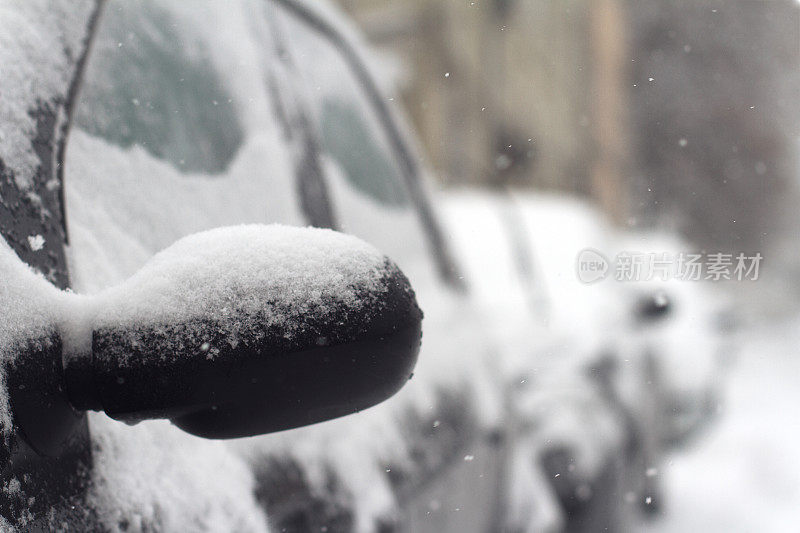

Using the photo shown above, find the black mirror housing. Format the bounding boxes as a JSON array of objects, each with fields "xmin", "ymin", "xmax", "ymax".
[
  {"xmin": 11, "ymin": 225, "xmax": 422, "ymax": 449},
  {"xmin": 67, "ymin": 260, "xmax": 420, "ymax": 438},
  {"xmin": 635, "ymin": 292, "xmax": 672, "ymax": 323}
]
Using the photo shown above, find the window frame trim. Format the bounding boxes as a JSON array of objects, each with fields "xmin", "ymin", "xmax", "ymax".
[{"xmin": 273, "ymin": 0, "xmax": 466, "ymax": 290}]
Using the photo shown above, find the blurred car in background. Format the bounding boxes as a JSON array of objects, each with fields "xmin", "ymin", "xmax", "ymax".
[
  {"xmin": 0, "ymin": 0, "xmax": 732, "ymax": 531},
  {"xmin": 440, "ymin": 190, "xmax": 734, "ymax": 530}
]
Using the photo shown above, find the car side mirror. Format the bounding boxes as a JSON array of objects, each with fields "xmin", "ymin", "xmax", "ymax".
[
  {"xmin": 635, "ymin": 292, "xmax": 672, "ymax": 323},
  {"xmin": 9, "ymin": 225, "xmax": 421, "ymax": 452}
]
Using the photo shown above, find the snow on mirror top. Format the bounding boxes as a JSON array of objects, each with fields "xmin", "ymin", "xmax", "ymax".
[
  {"xmin": 0, "ymin": 223, "xmax": 400, "ymax": 372},
  {"xmin": 90, "ymin": 224, "xmax": 397, "ymax": 344}
]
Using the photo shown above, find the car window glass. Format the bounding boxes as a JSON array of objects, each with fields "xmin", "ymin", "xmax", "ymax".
[
  {"xmin": 318, "ymin": 99, "xmax": 408, "ymax": 206},
  {"xmin": 274, "ymin": 10, "xmax": 409, "ymax": 208},
  {"xmin": 67, "ymin": 0, "xmax": 304, "ymax": 292},
  {"xmin": 73, "ymin": 0, "xmax": 243, "ymax": 174},
  {"xmin": 275, "ymin": 6, "xmax": 437, "ymax": 281}
]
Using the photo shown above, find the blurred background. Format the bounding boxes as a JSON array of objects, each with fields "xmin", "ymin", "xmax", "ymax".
[
  {"xmin": 337, "ymin": 0, "xmax": 800, "ymax": 311},
  {"xmin": 334, "ymin": 0, "xmax": 800, "ymax": 530}
]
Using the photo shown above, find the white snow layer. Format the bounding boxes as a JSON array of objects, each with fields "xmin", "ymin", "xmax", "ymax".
[
  {"xmin": 88, "ymin": 416, "xmax": 269, "ymax": 533},
  {"xmin": 92, "ymin": 224, "xmax": 389, "ymax": 348},
  {"xmin": 0, "ymin": 0, "xmax": 96, "ymax": 189},
  {"xmin": 641, "ymin": 317, "xmax": 800, "ymax": 533},
  {"xmin": 0, "ymin": 239, "xmax": 67, "ymax": 433}
]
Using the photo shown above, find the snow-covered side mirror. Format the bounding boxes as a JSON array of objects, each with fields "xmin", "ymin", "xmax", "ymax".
[
  {"xmin": 635, "ymin": 292, "xmax": 672, "ymax": 324},
  {"xmin": 12, "ymin": 225, "xmax": 421, "ymax": 446}
]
